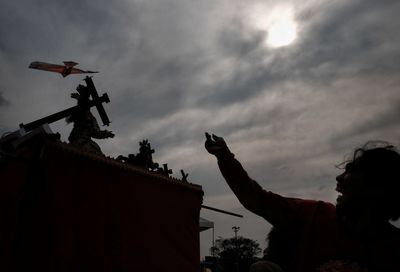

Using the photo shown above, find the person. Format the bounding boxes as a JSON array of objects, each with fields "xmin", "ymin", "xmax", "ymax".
[
  {"xmin": 204, "ymin": 133, "xmax": 400, "ymax": 272},
  {"xmin": 67, "ymin": 84, "xmax": 114, "ymax": 154}
]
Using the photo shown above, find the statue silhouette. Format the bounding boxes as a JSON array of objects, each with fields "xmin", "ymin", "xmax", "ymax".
[
  {"xmin": 117, "ymin": 139, "xmax": 159, "ymax": 171},
  {"xmin": 67, "ymin": 84, "xmax": 114, "ymax": 154}
]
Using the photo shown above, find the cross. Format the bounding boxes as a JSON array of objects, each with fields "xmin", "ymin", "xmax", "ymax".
[
  {"xmin": 83, "ymin": 76, "xmax": 110, "ymax": 126},
  {"xmin": 160, "ymin": 163, "xmax": 173, "ymax": 177},
  {"xmin": 19, "ymin": 76, "xmax": 111, "ymax": 132},
  {"xmin": 180, "ymin": 169, "xmax": 189, "ymax": 182}
]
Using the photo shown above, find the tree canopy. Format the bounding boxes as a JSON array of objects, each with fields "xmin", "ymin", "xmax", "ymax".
[{"xmin": 211, "ymin": 236, "xmax": 262, "ymax": 272}]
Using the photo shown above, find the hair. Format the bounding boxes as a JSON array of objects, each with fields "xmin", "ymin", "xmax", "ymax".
[
  {"xmin": 264, "ymin": 226, "xmax": 299, "ymax": 271},
  {"xmin": 340, "ymin": 141, "xmax": 400, "ymax": 221}
]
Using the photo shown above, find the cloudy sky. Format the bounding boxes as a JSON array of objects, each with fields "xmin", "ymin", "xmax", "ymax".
[{"xmin": 1, "ymin": 0, "xmax": 400, "ymax": 259}]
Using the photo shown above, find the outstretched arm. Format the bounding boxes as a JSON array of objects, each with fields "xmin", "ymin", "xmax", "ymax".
[
  {"xmin": 90, "ymin": 113, "xmax": 115, "ymax": 139},
  {"xmin": 92, "ymin": 129, "xmax": 114, "ymax": 139},
  {"xmin": 205, "ymin": 133, "xmax": 301, "ymax": 227}
]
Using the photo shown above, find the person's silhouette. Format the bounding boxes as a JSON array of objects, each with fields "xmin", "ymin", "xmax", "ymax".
[{"xmin": 205, "ymin": 133, "xmax": 400, "ymax": 272}]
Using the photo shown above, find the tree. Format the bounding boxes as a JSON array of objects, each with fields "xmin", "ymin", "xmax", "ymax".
[{"xmin": 211, "ymin": 236, "xmax": 262, "ymax": 272}]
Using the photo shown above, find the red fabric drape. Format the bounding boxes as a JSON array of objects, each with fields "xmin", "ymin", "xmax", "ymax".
[{"xmin": 0, "ymin": 137, "xmax": 203, "ymax": 272}]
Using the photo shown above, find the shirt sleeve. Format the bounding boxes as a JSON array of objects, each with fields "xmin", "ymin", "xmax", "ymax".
[{"xmin": 217, "ymin": 154, "xmax": 306, "ymax": 227}]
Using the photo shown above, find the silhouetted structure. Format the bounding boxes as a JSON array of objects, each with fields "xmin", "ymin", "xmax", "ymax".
[
  {"xmin": 157, "ymin": 163, "xmax": 173, "ymax": 177},
  {"xmin": 19, "ymin": 77, "xmax": 110, "ymax": 132},
  {"xmin": 117, "ymin": 140, "xmax": 194, "ymax": 181},
  {"xmin": 0, "ymin": 129, "xmax": 203, "ymax": 272},
  {"xmin": 19, "ymin": 77, "xmax": 113, "ymax": 155},
  {"xmin": 181, "ymin": 169, "xmax": 189, "ymax": 182},
  {"xmin": 117, "ymin": 139, "xmax": 159, "ymax": 171}
]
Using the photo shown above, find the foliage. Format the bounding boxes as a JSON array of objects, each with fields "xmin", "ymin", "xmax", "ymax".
[{"xmin": 211, "ymin": 236, "xmax": 262, "ymax": 272}]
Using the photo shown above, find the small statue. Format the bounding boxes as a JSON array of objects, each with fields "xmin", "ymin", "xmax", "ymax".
[
  {"xmin": 156, "ymin": 163, "xmax": 173, "ymax": 177},
  {"xmin": 117, "ymin": 139, "xmax": 159, "ymax": 171},
  {"xmin": 117, "ymin": 141, "xmax": 185, "ymax": 179},
  {"xmin": 67, "ymin": 84, "xmax": 114, "ymax": 154}
]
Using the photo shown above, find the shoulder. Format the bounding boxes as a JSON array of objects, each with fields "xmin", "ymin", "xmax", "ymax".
[
  {"xmin": 287, "ymin": 199, "xmax": 336, "ymax": 223},
  {"xmin": 287, "ymin": 198, "xmax": 335, "ymax": 213},
  {"xmin": 370, "ymin": 224, "xmax": 400, "ymax": 271}
]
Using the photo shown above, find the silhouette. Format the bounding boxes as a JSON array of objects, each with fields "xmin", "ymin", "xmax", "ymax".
[
  {"xmin": 211, "ymin": 236, "xmax": 261, "ymax": 272},
  {"xmin": 19, "ymin": 77, "xmax": 111, "ymax": 133},
  {"xmin": 117, "ymin": 139, "xmax": 159, "ymax": 171},
  {"xmin": 0, "ymin": 128, "xmax": 204, "ymax": 272},
  {"xmin": 29, "ymin": 61, "xmax": 98, "ymax": 77},
  {"xmin": 205, "ymin": 133, "xmax": 400, "ymax": 272},
  {"xmin": 117, "ymin": 140, "xmax": 197, "ymax": 182},
  {"xmin": 156, "ymin": 163, "xmax": 173, "ymax": 177},
  {"xmin": 67, "ymin": 83, "xmax": 114, "ymax": 154},
  {"xmin": 180, "ymin": 169, "xmax": 189, "ymax": 182},
  {"xmin": 260, "ymin": 226, "xmax": 299, "ymax": 272}
]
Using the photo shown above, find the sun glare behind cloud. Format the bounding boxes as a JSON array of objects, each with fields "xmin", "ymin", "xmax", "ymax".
[
  {"xmin": 249, "ymin": 4, "xmax": 298, "ymax": 48},
  {"xmin": 267, "ymin": 17, "xmax": 297, "ymax": 47}
]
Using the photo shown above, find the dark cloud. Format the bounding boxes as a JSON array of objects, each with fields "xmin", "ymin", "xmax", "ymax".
[
  {"xmin": 295, "ymin": 0, "xmax": 400, "ymax": 80},
  {"xmin": 0, "ymin": 92, "xmax": 10, "ymax": 107},
  {"xmin": 192, "ymin": 0, "xmax": 399, "ymax": 109},
  {"xmin": 204, "ymin": 0, "xmax": 400, "ymax": 109},
  {"xmin": 0, "ymin": 0, "xmax": 139, "ymax": 57},
  {"xmin": 217, "ymin": 19, "xmax": 265, "ymax": 58},
  {"xmin": 332, "ymin": 98, "xmax": 400, "ymax": 143}
]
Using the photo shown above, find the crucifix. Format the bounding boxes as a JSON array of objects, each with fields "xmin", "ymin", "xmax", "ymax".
[{"xmin": 19, "ymin": 76, "xmax": 111, "ymax": 132}]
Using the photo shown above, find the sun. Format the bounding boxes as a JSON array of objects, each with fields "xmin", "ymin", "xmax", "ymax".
[
  {"xmin": 267, "ymin": 18, "xmax": 297, "ymax": 47},
  {"xmin": 249, "ymin": 4, "xmax": 298, "ymax": 48}
]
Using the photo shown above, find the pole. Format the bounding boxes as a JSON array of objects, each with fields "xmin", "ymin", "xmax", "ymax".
[
  {"xmin": 232, "ymin": 226, "xmax": 240, "ymax": 272},
  {"xmin": 212, "ymin": 226, "xmax": 215, "ymax": 256},
  {"xmin": 19, "ymin": 94, "xmax": 109, "ymax": 132},
  {"xmin": 201, "ymin": 205, "xmax": 243, "ymax": 218},
  {"xmin": 232, "ymin": 226, "xmax": 240, "ymax": 240}
]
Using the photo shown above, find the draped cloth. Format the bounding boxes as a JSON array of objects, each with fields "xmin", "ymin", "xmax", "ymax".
[{"xmin": 0, "ymin": 136, "xmax": 203, "ymax": 272}]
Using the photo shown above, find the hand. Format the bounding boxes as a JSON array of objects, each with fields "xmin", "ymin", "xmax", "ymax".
[
  {"xmin": 107, "ymin": 131, "xmax": 115, "ymax": 138},
  {"xmin": 205, "ymin": 132, "xmax": 231, "ymax": 158},
  {"xmin": 71, "ymin": 93, "xmax": 80, "ymax": 99}
]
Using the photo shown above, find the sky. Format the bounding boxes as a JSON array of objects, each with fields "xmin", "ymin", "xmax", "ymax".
[{"xmin": 1, "ymin": 0, "xmax": 400, "ymax": 259}]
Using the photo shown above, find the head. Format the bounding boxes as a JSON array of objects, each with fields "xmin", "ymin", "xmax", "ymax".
[
  {"xmin": 335, "ymin": 142, "xmax": 400, "ymax": 222},
  {"xmin": 71, "ymin": 84, "xmax": 90, "ymax": 104}
]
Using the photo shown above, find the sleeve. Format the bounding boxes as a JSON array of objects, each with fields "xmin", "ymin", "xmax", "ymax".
[
  {"xmin": 89, "ymin": 113, "xmax": 111, "ymax": 139},
  {"xmin": 217, "ymin": 154, "xmax": 305, "ymax": 227},
  {"xmin": 92, "ymin": 129, "xmax": 111, "ymax": 139}
]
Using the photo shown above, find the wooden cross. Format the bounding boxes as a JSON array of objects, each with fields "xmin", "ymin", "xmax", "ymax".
[{"xmin": 83, "ymin": 76, "xmax": 110, "ymax": 126}]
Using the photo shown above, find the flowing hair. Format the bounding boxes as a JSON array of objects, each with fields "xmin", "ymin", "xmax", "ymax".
[{"xmin": 337, "ymin": 141, "xmax": 400, "ymax": 221}]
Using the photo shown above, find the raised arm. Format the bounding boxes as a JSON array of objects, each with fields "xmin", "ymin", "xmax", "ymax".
[{"xmin": 205, "ymin": 133, "xmax": 302, "ymax": 227}]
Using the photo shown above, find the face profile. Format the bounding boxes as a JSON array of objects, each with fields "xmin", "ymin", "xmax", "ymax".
[{"xmin": 335, "ymin": 162, "xmax": 366, "ymax": 212}]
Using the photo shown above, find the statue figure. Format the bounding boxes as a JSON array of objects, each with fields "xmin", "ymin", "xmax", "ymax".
[
  {"xmin": 156, "ymin": 163, "xmax": 173, "ymax": 177},
  {"xmin": 67, "ymin": 84, "xmax": 114, "ymax": 154},
  {"xmin": 117, "ymin": 140, "xmax": 159, "ymax": 171}
]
